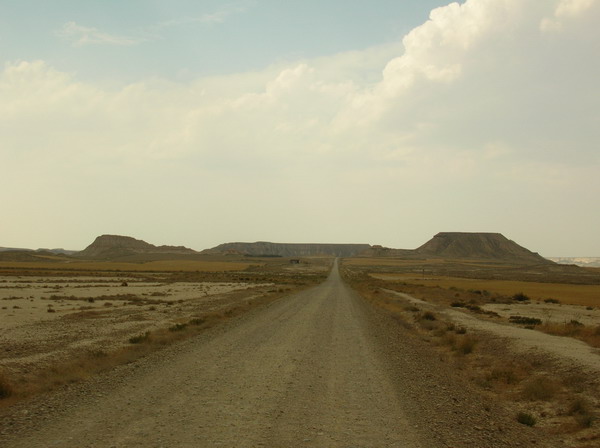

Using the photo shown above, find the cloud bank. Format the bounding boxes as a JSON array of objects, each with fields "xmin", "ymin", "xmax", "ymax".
[{"xmin": 2, "ymin": 0, "xmax": 599, "ymax": 254}]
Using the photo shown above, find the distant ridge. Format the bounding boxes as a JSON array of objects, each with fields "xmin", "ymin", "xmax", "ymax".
[
  {"xmin": 415, "ymin": 232, "xmax": 550, "ymax": 264},
  {"xmin": 76, "ymin": 235, "xmax": 197, "ymax": 260},
  {"xmin": 202, "ymin": 241, "xmax": 371, "ymax": 258}
]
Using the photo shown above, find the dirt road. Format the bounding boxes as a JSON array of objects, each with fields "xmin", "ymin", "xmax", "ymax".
[{"xmin": 1, "ymin": 261, "xmax": 559, "ymax": 447}]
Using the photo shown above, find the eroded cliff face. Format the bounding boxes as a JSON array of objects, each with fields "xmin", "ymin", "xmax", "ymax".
[
  {"xmin": 76, "ymin": 235, "xmax": 196, "ymax": 259},
  {"xmin": 203, "ymin": 242, "xmax": 372, "ymax": 257}
]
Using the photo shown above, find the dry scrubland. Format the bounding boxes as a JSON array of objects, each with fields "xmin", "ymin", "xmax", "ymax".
[
  {"xmin": 0, "ymin": 256, "xmax": 331, "ymax": 405},
  {"xmin": 342, "ymin": 257, "xmax": 600, "ymax": 448}
]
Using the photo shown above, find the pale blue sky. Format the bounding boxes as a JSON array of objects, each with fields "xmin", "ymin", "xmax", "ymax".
[
  {"xmin": 1, "ymin": 0, "xmax": 452, "ymax": 82},
  {"xmin": 1, "ymin": 0, "xmax": 599, "ymax": 256}
]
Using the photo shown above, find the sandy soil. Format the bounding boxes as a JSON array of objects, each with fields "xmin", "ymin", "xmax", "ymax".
[
  {"xmin": 482, "ymin": 302, "xmax": 600, "ymax": 326},
  {"xmin": 0, "ymin": 262, "xmax": 561, "ymax": 447},
  {"xmin": 385, "ymin": 290, "xmax": 600, "ymax": 373},
  {"xmin": 0, "ymin": 275, "xmax": 273, "ymax": 376}
]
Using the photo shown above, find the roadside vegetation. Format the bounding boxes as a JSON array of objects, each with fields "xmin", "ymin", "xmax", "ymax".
[{"xmin": 341, "ymin": 261, "xmax": 600, "ymax": 447}]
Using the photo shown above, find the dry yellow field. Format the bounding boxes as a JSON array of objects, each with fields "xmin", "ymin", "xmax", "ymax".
[
  {"xmin": 0, "ymin": 260, "xmax": 256, "ymax": 272},
  {"xmin": 371, "ymin": 273, "xmax": 600, "ymax": 307},
  {"xmin": 344, "ymin": 257, "xmax": 508, "ymax": 269}
]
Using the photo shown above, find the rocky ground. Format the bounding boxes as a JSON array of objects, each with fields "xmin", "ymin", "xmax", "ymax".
[{"xmin": 0, "ymin": 261, "xmax": 564, "ymax": 447}]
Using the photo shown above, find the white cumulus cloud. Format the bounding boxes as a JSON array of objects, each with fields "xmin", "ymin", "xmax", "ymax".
[{"xmin": 2, "ymin": 0, "xmax": 599, "ymax": 254}]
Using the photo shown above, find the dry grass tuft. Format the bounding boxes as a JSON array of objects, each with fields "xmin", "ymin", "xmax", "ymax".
[
  {"xmin": 456, "ymin": 334, "xmax": 477, "ymax": 355},
  {"xmin": 488, "ymin": 366, "xmax": 522, "ymax": 385},
  {"xmin": 521, "ymin": 375, "xmax": 561, "ymax": 401},
  {"xmin": 0, "ymin": 371, "xmax": 13, "ymax": 399},
  {"xmin": 568, "ymin": 397, "xmax": 596, "ymax": 428},
  {"xmin": 517, "ymin": 411, "xmax": 537, "ymax": 426},
  {"xmin": 540, "ymin": 322, "xmax": 600, "ymax": 348}
]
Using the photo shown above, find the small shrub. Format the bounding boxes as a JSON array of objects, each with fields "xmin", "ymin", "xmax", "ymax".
[
  {"xmin": 422, "ymin": 311, "xmax": 436, "ymax": 321},
  {"xmin": 129, "ymin": 332, "xmax": 150, "ymax": 344},
  {"xmin": 489, "ymin": 367, "xmax": 520, "ymax": 385},
  {"xmin": 457, "ymin": 335, "xmax": 477, "ymax": 354},
  {"xmin": 509, "ymin": 315, "xmax": 542, "ymax": 326},
  {"xmin": 466, "ymin": 304, "xmax": 482, "ymax": 312},
  {"xmin": 522, "ymin": 376, "xmax": 559, "ymax": 401},
  {"xmin": 569, "ymin": 397, "xmax": 591, "ymax": 416},
  {"xmin": 569, "ymin": 320, "xmax": 584, "ymax": 327},
  {"xmin": 87, "ymin": 297, "xmax": 95, "ymax": 303},
  {"xmin": 441, "ymin": 333, "xmax": 457, "ymax": 348},
  {"xmin": 455, "ymin": 326, "xmax": 467, "ymax": 335},
  {"xmin": 567, "ymin": 397, "xmax": 595, "ymax": 427},
  {"xmin": 575, "ymin": 414, "xmax": 595, "ymax": 428},
  {"xmin": 517, "ymin": 412, "xmax": 536, "ymax": 426},
  {"xmin": 168, "ymin": 323, "xmax": 187, "ymax": 332},
  {"xmin": 513, "ymin": 293, "xmax": 530, "ymax": 302},
  {"xmin": 189, "ymin": 318, "xmax": 205, "ymax": 326},
  {"xmin": 0, "ymin": 372, "xmax": 13, "ymax": 399},
  {"xmin": 544, "ymin": 298, "xmax": 560, "ymax": 304},
  {"xmin": 88, "ymin": 349, "xmax": 108, "ymax": 358},
  {"xmin": 451, "ymin": 302, "xmax": 465, "ymax": 308}
]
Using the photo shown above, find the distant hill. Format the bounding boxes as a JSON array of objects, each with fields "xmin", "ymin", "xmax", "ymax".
[
  {"xmin": 356, "ymin": 245, "xmax": 416, "ymax": 258},
  {"xmin": 0, "ymin": 247, "xmax": 76, "ymax": 255},
  {"xmin": 203, "ymin": 242, "xmax": 371, "ymax": 257},
  {"xmin": 76, "ymin": 235, "xmax": 197, "ymax": 260},
  {"xmin": 549, "ymin": 257, "xmax": 600, "ymax": 268},
  {"xmin": 0, "ymin": 250, "xmax": 69, "ymax": 262},
  {"xmin": 415, "ymin": 232, "xmax": 550, "ymax": 264}
]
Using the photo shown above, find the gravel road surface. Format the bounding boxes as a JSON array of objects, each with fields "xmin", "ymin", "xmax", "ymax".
[{"xmin": 1, "ymin": 261, "xmax": 561, "ymax": 447}]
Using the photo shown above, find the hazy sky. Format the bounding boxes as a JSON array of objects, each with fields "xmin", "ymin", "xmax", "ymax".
[{"xmin": 1, "ymin": 0, "xmax": 599, "ymax": 256}]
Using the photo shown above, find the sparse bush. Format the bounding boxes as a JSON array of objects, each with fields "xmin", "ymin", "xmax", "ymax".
[
  {"xmin": 513, "ymin": 293, "xmax": 530, "ymax": 302},
  {"xmin": 567, "ymin": 397, "xmax": 595, "ymax": 427},
  {"xmin": 451, "ymin": 301, "xmax": 465, "ymax": 308},
  {"xmin": 189, "ymin": 318, "xmax": 205, "ymax": 326},
  {"xmin": 0, "ymin": 372, "xmax": 13, "ymax": 399},
  {"xmin": 522, "ymin": 376, "xmax": 560, "ymax": 401},
  {"xmin": 457, "ymin": 335, "xmax": 477, "ymax": 354},
  {"xmin": 168, "ymin": 323, "xmax": 187, "ymax": 332},
  {"xmin": 517, "ymin": 412, "xmax": 536, "ymax": 426},
  {"xmin": 128, "ymin": 332, "xmax": 150, "ymax": 344},
  {"xmin": 569, "ymin": 397, "xmax": 592, "ymax": 416},
  {"xmin": 489, "ymin": 367, "xmax": 520, "ymax": 385},
  {"xmin": 509, "ymin": 315, "xmax": 542, "ymax": 326},
  {"xmin": 544, "ymin": 298, "xmax": 560, "ymax": 304},
  {"xmin": 466, "ymin": 304, "xmax": 482, "ymax": 312},
  {"xmin": 422, "ymin": 311, "xmax": 436, "ymax": 321},
  {"xmin": 575, "ymin": 414, "xmax": 594, "ymax": 428},
  {"xmin": 455, "ymin": 326, "xmax": 467, "ymax": 335}
]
